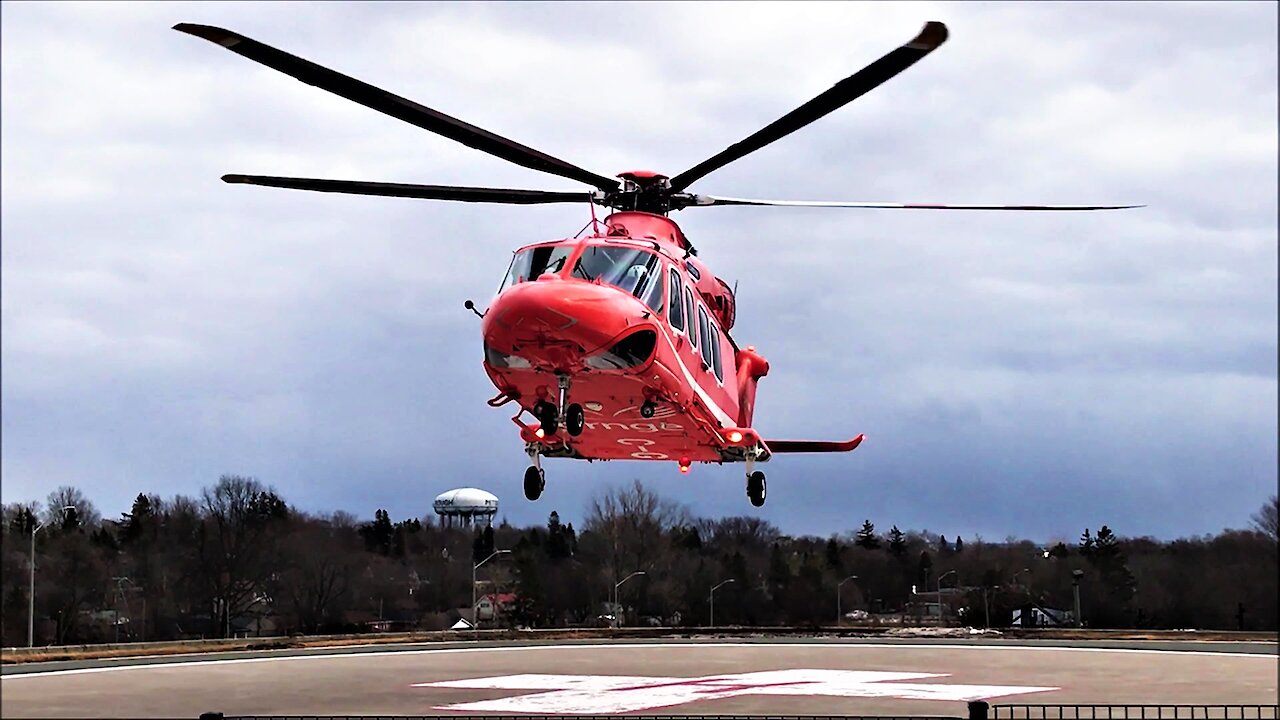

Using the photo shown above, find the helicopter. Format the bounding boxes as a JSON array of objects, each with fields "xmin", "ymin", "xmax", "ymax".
[{"xmin": 176, "ymin": 20, "xmax": 1138, "ymax": 507}]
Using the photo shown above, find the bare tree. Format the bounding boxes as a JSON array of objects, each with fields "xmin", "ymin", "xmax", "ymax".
[
  {"xmin": 278, "ymin": 519, "xmax": 357, "ymax": 632},
  {"xmin": 1251, "ymin": 496, "xmax": 1278, "ymax": 541},
  {"xmin": 583, "ymin": 480, "xmax": 690, "ymax": 620},
  {"xmin": 44, "ymin": 486, "xmax": 100, "ymax": 528},
  {"xmin": 196, "ymin": 475, "xmax": 290, "ymax": 636}
]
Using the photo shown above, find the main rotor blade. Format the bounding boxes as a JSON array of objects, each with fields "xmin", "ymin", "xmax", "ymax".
[
  {"xmin": 174, "ymin": 24, "xmax": 620, "ymax": 192},
  {"xmin": 223, "ymin": 174, "xmax": 597, "ymax": 204},
  {"xmin": 668, "ymin": 21, "xmax": 949, "ymax": 192},
  {"xmin": 686, "ymin": 195, "xmax": 1144, "ymax": 210}
]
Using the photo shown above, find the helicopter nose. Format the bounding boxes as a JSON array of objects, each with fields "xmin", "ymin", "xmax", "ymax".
[{"xmin": 482, "ymin": 276, "xmax": 650, "ymax": 370}]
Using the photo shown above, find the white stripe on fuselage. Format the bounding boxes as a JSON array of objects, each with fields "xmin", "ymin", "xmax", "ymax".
[{"xmin": 657, "ymin": 328, "xmax": 736, "ymax": 429}]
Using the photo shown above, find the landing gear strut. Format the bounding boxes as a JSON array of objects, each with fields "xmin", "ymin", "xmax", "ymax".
[
  {"xmin": 523, "ymin": 448, "xmax": 545, "ymax": 501},
  {"xmin": 745, "ymin": 455, "xmax": 766, "ymax": 507},
  {"xmin": 546, "ymin": 374, "xmax": 586, "ymax": 437}
]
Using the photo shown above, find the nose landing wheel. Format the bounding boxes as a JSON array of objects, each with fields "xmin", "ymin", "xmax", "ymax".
[
  {"xmin": 524, "ymin": 464, "xmax": 545, "ymax": 501},
  {"xmin": 747, "ymin": 471, "xmax": 767, "ymax": 507}
]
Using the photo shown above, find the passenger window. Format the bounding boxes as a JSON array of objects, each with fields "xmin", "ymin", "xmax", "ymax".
[
  {"xmin": 697, "ymin": 305, "xmax": 712, "ymax": 369},
  {"xmin": 685, "ymin": 287, "xmax": 697, "ymax": 350},
  {"xmin": 710, "ymin": 325, "xmax": 723, "ymax": 381},
  {"xmin": 668, "ymin": 269, "xmax": 684, "ymax": 331}
]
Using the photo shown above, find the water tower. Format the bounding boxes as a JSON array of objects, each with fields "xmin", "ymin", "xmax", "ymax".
[{"xmin": 433, "ymin": 488, "xmax": 499, "ymax": 528}]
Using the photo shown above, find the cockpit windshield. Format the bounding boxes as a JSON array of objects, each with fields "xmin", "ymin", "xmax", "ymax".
[
  {"xmin": 500, "ymin": 244, "xmax": 574, "ymax": 291},
  {"xmin": 572, "ymin": 245, "xmax": 664, "ymax": 313}
]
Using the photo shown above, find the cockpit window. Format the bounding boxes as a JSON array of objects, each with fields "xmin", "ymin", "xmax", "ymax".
[
  {"xmin": 573, "ymin": 245, "xmax": 663, "ymax": 313},
  {"xmin": 500, "ymin": 245, "xmax": 574, "ymax": 291}
]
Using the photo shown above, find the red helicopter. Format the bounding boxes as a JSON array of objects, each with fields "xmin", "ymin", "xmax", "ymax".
[{"xmin": 177, "ymin": 21, "xmax": 1138, "ymax": 507}]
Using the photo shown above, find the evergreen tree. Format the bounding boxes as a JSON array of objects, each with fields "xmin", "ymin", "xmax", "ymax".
[
  {"xmin": 473, "ymin": 524, "xmax": 496, "ymax": 560},
  {"xmin": 121, "ymin": 493, "xmax": 154, "ymax": 543},
  {"xmin": 938, "ymin": 534, "xmax": 952, "ymax": 554},
  {"xmin": 768, "ymin": 542, "xmax": 790, "ymax": 589},
  {"xmin": 249, "ymin": 490, "xmax": 289, "ymax": 521},
  {"xmin": 954, "ymin": 535, "xmax": 964, "ymax": 553},
  {"xmin": 1094, "ymin": 525, "xmax": 1120, "ymax": 559},
  {"xmin": 9, "ymin": 505, "xmax": 38, "ymax": 535},
  {"xmin": 673, "ymin": 525, "xmax": 702, "ymax": 550},
  {"xmin": 1087, "ymin": 525, "xmax": 1136, "ymax": 616},
  {"xmin": 392, "ymin": 526, "xmax": 407, "ymax": 557},
  {"xmin": 825, "ymin": 537, "xmax": 842, "ymax": 568},
  {"xmin": 888, "ymin": 526, "xmax": 906, "ymax": 558},
  {"xmin": 854, "ymin": 520, "xmax": 880, "ymax": 550},
  {"xmin": 564, "ymin": 522, "xmax": 578, "ymax": 556},
  {"xmin": 61, "ymin": 506, "xmax": 81, "ymax": 531},
  {"xmin": 1078, "ymin": 528, "xmax": 1096, "ymax": 559},
  {"xmin": 1047, "ymin": 541, "xmax": 1070, "ymax": 558},
  {"xmin": 546, "ymin": 511, "xmax": 572, "ymax": 560},
  {"xmin": 917, "ymin": 550, "xmax": 933, "ymax": 587},
  {"xmin": 359, "ymin": 509, "xmax": 394, "ymax": 555}
]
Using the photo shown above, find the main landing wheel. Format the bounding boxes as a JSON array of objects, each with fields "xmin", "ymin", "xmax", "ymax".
[
  {"xmin": 747, "ymin": 471, "xmax": 767, "ymax": 507},
  {"xmin": 533, "ymin": 400, "xmax": 558, "ymax": 435},
  {"xmin": 523, "ymin": 465, "xmax": 545, "ymax": 501},
  {"xmin": 565, "ymin": 403, "xmax": 585, "ymax": 437}
]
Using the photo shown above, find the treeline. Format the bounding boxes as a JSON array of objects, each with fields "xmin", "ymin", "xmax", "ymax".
[{"xmin": 2, "ymin": 477, "xmax": 1276, "ymax": 646}]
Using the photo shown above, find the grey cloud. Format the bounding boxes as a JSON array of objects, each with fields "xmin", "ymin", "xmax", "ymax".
[{"xmin": 2, "ymin": 1, "xmax": 1275, "ymax": 543}]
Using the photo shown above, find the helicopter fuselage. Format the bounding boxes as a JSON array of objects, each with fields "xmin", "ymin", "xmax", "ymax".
[{"xmin": 481, "ymin": 211, "xmax": 770, "ymax": 467}]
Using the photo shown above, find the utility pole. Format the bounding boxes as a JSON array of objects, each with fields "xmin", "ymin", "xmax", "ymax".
[
  {"xmin": 1071, "ymin": 569, "xmax": 1084, "ymax": 628},
  {"xmin": 983, "ymin": 586, "xmax": 997, "ymax": 628}
]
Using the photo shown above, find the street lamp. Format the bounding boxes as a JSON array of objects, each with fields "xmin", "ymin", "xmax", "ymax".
[
  {"xmin": 1012, "ymin": 567, "xmax": 1031, "ymax": 587},
  {"xmin": 709, "ymin": 579, "xmax": 735, "ymax": 628},
  {"xmin": 612, "ymin": 571, "xmax": 646, "ymax": 628},
  {"xmin": 472, "ymin": 549, "xmax": 510, "ymax": 638},
  {"xmin": 933, "ymin": 570, "xmax": 958, "ymax": 627},
  {"xmin": 28, "ymin": 505, "xmax": 75, "ymax": 647},
  {"xmin": 836, "ymin": 575, "xmax": 858, "ymax": 626}
]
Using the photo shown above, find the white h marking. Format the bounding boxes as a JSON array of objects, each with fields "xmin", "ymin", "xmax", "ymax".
[{"xmin": 413, "ymin": 669, "xmax": 1058, "ymax": 713}]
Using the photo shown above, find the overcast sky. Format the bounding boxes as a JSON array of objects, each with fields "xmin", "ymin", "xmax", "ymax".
[{"xmin": 2, "ymin": 1, "xmax": 1275, "ymax": 544}]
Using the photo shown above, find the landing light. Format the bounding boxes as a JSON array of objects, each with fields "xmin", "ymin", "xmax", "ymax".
[
  {"xmin": 678, "ymin": 457, "xmax": 691, "ymax": 473},
  {"xmin": 727, "ymin": 430, "xmax": 743, "ymax": 443},
  {"xmin": 535, "ymin": 428, "xmax": 545, "ymax": 439}
]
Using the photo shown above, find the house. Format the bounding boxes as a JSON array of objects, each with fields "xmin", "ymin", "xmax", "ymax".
[
  {"xmin": 1012, "ymin": 604, "xmax": 1074, "ymax": 628},
  {"xmin": 476, "ymin": 593, "xmax": 519, "ymax": 621}
]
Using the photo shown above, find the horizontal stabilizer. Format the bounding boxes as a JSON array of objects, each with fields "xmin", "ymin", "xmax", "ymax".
[{"xmin": 766, "ymin": 434, "xmax": 865, "ymax": 454}]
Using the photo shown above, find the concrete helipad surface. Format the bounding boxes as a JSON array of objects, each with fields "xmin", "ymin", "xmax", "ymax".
[{"xmin": 1, "ymin": 638, "xmax": 1276, "ymax": 717}]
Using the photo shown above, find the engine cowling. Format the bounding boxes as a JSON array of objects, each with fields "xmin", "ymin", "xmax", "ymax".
[{"xmin": 735, "ymin": 346, "xmax": 770, "ymax": 427}]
